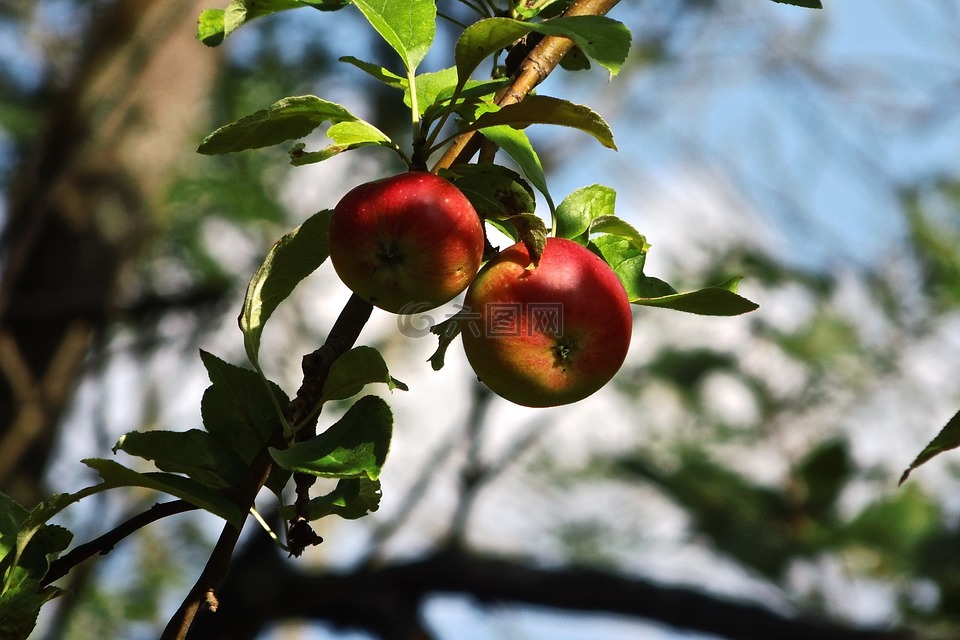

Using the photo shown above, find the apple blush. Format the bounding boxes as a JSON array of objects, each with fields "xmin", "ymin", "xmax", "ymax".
[
  {"xmin": 461, "ymin": 237, "xmax": 633, "ymax": 407},
  {"xmin": 328, "ymin": 172, "xmax": 485, "ymax": 313}
]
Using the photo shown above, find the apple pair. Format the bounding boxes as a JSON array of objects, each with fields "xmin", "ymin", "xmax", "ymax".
[{"xmin": 328, "ymin": 171, "xmax": 633, "ymax": 407}]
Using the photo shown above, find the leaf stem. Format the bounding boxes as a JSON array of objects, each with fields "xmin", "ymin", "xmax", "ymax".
[{"xmin": 407, "ymin": 69, "xmax": 426, "ymax": 169}]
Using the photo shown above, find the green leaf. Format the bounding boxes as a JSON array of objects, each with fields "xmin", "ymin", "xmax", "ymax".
[
  {"xmin": 112, "ymin": 429, "xmax": 248, "ymax": 490},
  {"xmin": 591, "ymin": 234, "xmax": 648, "ymax": 300},
  {"xmin": 196, "ymin": 0, "xmax": 351, "ymax": 46},
  {"xmin": 465, "ymin": 96, "xmax": 616, "ymax": 150},
  {"xmin": 407, "ymin": 67, "xmax": 459, "ymax": 117},
  {"xmin": 198, "ymin": 96, "xmax": 362, "ymax": 155},
  {"xmin": 771, "ymin": 0, "xmax": 822, "ymax": 8},
  {"xmin": 269, "ymin": 395, "xmax": 392, "ymax": 480},
  {"xmin": 526, "ymin": 15, "xmax": 632, "ymax": 77},
  {"xmin": 588, "ymin": 215, "xmax": 649, "ymax": 252},
  {"xmin": 200, "ymin": 351, "xmax": 289, "ymax": 464},
  {"xmin": 5, "ymin": 494, "xmax": 78, "ymax": 595},
  {"xmin": 439, "ymin": 164, "xmax": 536, "ymax": 220},
  {"xmin": 339, "ymin": 56, "xmax": 407, "ymax": 89},
  {"xmin": 0, "ymin": 583, "xmax": 65, "ymax": 640},
  {"xmin": 289, "ymin": 122, "xmax": 394, "ymax": 166},
  {"xmin": 240, "ymin": 210, "xmax": 332, "ymax": 368},
  {"xmin": 280, "ymin": 477, "xmax": 382, "ymax": 521},
  {"xmin": 454, "ymin": 15, "xmax": 631, "ymax": 88},
  {"xmin": 197, "ymin": 9, "xmax": 226, "ymax": 46},
  {"xmin": 478, "ymin": 125, "xmax": 552, "ymax": 210},
  {"xmin": 82, "ymin": 459, "xmax": 245, "ymax": 528},
  {"xmin": 350, "ymin": 0, "xmax": 436, "ymax": 73},
  {"xmin": 901, "ymin": 408, "xmax": 960, "ymax": 485},
  {"xmin": 631, "ymin": 278, "xmax": 760, "ymax": 316},
  {"xmin": 556, "ymin": 184, "xmax": 616, "ymax": 242},
  {"xmin": 508, "ymin": 213, "xmax": 548, "ymax": 266},
  {"xmin": 428, "ymin": 314, "xmax": 463, "ymax": 371},
  {"xmin": 1, "ymin": 495, "xmax": 71, "ymax": 638},
  {"xmin": 321, "ymin": 346, "xmax": 408, "ymax": 403},
  {"xmin": 0, "ymin": 494, "xmax": 28, "ymax": 560},
  {"xmin": 455, "ymin": 19, "xmax": 532, "ymax": 89}
]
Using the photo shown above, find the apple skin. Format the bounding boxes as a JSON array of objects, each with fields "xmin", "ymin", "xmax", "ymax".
[
  {"xmin": 461, "ymin": 237, "xmax": 633, "ymax": 407},
  {"xmin": 328, "ymin": 172, "xmax": 485, "ymax": 313}
]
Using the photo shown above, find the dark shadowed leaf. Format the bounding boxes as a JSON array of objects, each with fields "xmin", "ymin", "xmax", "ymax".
[
  {"xmin": 901, "ymin": 408, "xmax": 960, "ymax": 485},
  {"xmin": 82, "ymin": 459, "xmax": 244, "ymax": 527},
  {"xmin": 631, "ymin": 278, "xmax": 760, "ymax": 316},
  {"xmin": 771, "ymin": 0, "xmax": 822, "ymax": 8},
  {"xmin": 440, "ymin": 164, "xmax": 536, "ymax": 220},
  {"xmin": 112, "ymin": 429, "xmax": 248, "ymax": 489},
  {"xmin": 478, "ymin": 125, "xmax": 552, "ymax": 209},
  {"xmin": 280, "ymin": 477, "xmax": 382, "ymax": 521},
  {"xmin": 321, "ymin": 346, "xmax": 408, "ymax": 402},
  {"xmin": 200, "ymin": 351, "xmax": 289, "ymax": 464}
]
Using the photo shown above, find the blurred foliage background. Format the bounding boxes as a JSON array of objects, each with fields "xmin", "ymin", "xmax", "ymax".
[{"xmin": 2, "ymin": 1, "xmax": 960, "ymax": 639}]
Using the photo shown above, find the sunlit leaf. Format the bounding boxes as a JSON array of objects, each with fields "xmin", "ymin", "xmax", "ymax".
[
  {"xmin": 240, "ymin": 210, "xmax": 332, "ymax": 368},
  {"xmin": 478, "ymin": 125, "xmax": 552, "ymax": 209},
  {"xmin": 350, "ymin": 0, "xmax": 435, "ymax": 72},
  {"xmin": 321, "ymin": 346, "xmax": 408, "ymax": 403},
  {"xmin": 556, "ymin": 184, "xmax": 616, "ymax": 242},
  {"xmin": 466, "ymin": 96, "xmax": 616, "ymax": 150},
  {"xmin": 198, "ymin": 96, "xmax": 361, "ymax": 155},
  {"xmin": 269, "ymin": 395, "xmax": 392, "ymax": 480}
]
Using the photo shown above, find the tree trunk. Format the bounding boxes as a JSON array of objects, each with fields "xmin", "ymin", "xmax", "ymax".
[{"xmin": 0, "ymin": 0, "xmax": 221, "ymax": 505}]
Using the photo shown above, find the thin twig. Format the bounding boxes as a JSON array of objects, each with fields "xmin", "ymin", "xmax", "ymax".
[
  {"xmin": 161, "ymin": 294, "xmax": 373, "ymax": 640},
  {"xmin": 41, "ymin": 500, "xmax": 197, "ymax": 587}
]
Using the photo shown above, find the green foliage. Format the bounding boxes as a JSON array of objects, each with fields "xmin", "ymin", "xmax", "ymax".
[
  {"xmin": 112, "ymin": 429, "xmax": 249, "ymax": 490},
  {"xmin": 555, "ymin": 184, "xmax": 617, "ymax": 242},
  {"xmin": 239, "ymin": 210, "xmax": 332, "ymax": 370},
  {"xmin": 901, "ymin": 409, "xmax": 960, "ymax": 485},
  {"xmin": 464, "ymin": 96, "xmax": 617, "ymax": 150},
  {"xmin": 439, "ymin": 164, "xmax": 537, "ymax": 221},
  {"xmin": 478, "ymin": 125, "xmax": 553, "ymax": 209},
  {"xmin": 197, "ymin": 0, "xmax": 349, "ymax": 46},
  {"xmin": 0, "ymin": 494, "xmax": 70, "ymax": 640},
  {"xmin": 351, "ymin": 0, "xmax": 436, "ymax": 73},
  {"xmin": 281, "ymin": 477, "xmax": 382, "ymax": 520},
  {"xmin": 82, "ymin": 460, "xmax": 246, "ymax": 528},
  {"xmin": 199, "ymin": 350, "xmax": 290, "ymax": 459},
  {"xmin": 321, "ymin": 346, "xmax": 408, "ymax": 402},
  {"xmin": 454, "ymin": 16, "xmax": 631, "ymax": 88},
  {"xmin": 198, "ymin": 95, "xmax": 393, "ymax": 160},
  {"xmin": 771, "ymin": 0, "xmax": 823, "ymax": 8},
  {"xmin": 270, "ymin": 395, "xmax": 392, "ymax": 480}
]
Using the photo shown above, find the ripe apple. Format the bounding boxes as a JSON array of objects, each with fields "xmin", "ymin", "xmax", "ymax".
[
  {"xmin": 461, "ymin": 237, "xmax": 633, "ymax": 407},
  {"xmin": 328, "ymin": 172, "xmax": 485, "ymax": 313}
]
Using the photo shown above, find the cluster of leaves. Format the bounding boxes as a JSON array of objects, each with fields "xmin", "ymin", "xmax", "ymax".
[{"xmin": 1, "ymin": 0, "xmax": 824, "ymax": 638}]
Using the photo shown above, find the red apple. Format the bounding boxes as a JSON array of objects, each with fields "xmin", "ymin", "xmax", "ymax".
[
  {"xmin": 328, "ymin": 172, "xmax": 485, "ymax": 313},
  {"xmin": 461, "ymin": 237, "xmax": 633, "ymax": 407}
]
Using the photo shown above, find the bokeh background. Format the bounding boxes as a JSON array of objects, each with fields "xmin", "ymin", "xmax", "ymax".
[{"xmin": 2, "ymin": 1, "xmax": 960, "ymax": 639}]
